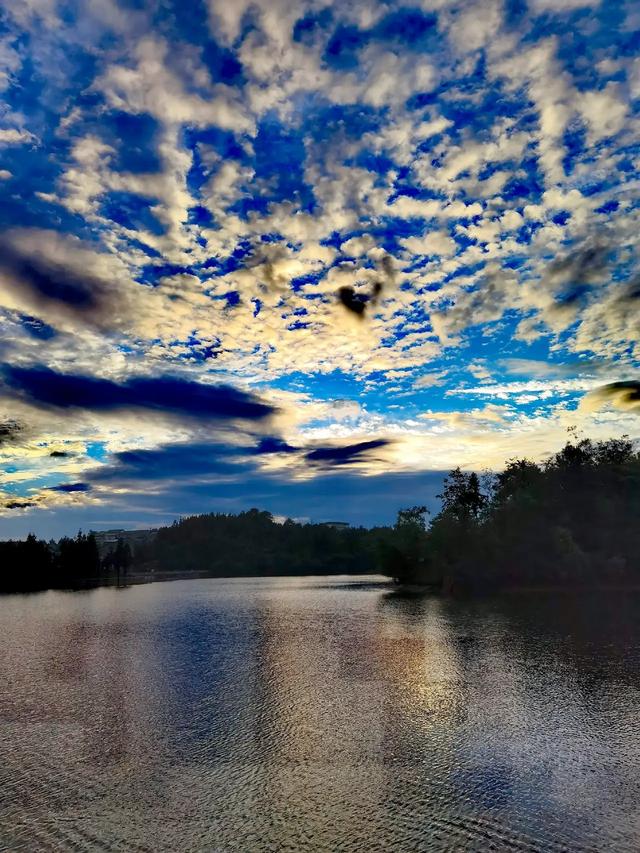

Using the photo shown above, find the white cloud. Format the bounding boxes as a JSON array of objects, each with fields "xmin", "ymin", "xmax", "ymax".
[
  {"xmin": 414, "ymin": 372, "xmax": 446, "ymax": 389},
  {"xmin": 95, "ymin": 37, "xmax": 252, "ymax": 133},
  {"xmin": 448, "ymin": 378, "xmax": 605, "ymax": 400},
  {"xmin": 448, "ymin": 0, "xmax": 503, "ymax": 53},
  {"xmin": 529, "ymin": 0, "xmax": 601, "ymax": 10},
  {"xmin": 340, "ymin": 235, "xmax": 377, "ymax": 256},
  {"xmin": 578, "ymin": 84, "xmax": 628, "ymax": 143},
  {"xmin": 401, "ymin": 231, "xmax": 457, "ymax": 257},
  {"xmin": 0, "ymin": 128, "xmax": 35, "ymax": 145}
]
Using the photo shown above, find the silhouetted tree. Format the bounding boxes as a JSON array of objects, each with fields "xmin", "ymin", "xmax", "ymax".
[
  {"xmin": 393, "ymin": 433, "xmax": 640, "ymax": 593},
  {"xmin": 0, "ymin": 533, "xmax": 52, "ymax": 592},
  {"xmin": 437, "ymin": 469, "xmax": 487, "ymax": 521},
  {"xmin": 138, "ymin": 509, "xmax": 386, "ymax": 578},
  {"xmin": 56, "ymin": 531, "xmax": 100, "ymax": 585},
  {"xmin": 379, "ymin": 506, "xmax": 430, "ymax": 584}
]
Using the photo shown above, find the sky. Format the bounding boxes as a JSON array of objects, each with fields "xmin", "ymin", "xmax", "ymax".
[{"xmin": 0, "ymin": 0, "xmax": 639, "ymax": 536}]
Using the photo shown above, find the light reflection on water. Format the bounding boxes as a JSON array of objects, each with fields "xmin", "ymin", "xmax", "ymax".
[{"xmin": 0, "ymin": 577, "xmax": 639, "ymax": 852}]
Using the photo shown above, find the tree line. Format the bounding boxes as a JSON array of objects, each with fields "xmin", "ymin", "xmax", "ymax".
[
  {"xmin": 133, "ymin": 509, "xmax": 387, "ymax": 577},
  {"xmin": 0, "ymin": 513, "xmax": 386, "ymax": 593},
  {"xmin": 1, "ymin": 433, "xmax": 638, "ymax": 594}
]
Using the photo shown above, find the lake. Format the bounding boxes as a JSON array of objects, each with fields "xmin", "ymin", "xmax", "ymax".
[{"xmin": 1, "ymin": 576, "xmax": 639, "ymax": 852}]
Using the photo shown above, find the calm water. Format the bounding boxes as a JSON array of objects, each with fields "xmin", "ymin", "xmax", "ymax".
[{"xmin": 1, "ymin": 577, "xmax": 639, "ymax": 852}]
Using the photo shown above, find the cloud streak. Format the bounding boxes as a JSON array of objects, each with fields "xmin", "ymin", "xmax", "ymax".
[{"xmin": 2, "ymin": 366, "xmax": 276, "ymax": 421}]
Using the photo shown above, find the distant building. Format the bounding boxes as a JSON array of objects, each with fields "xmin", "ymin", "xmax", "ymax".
[
  {"xmin": 321, "ymin": 521, "xmax": 350, "ymax": 530},
  {"xmin": 91, "ymin": 528, "xmax": 157, "ymax": 555}
]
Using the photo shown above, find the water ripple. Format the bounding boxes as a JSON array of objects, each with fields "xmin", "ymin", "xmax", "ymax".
[{"xmin": 1, "ymin": 578, "xmax": 639, "ymax": 851}]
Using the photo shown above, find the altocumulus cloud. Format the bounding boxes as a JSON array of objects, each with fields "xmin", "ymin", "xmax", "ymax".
[{"xmin": 0, "ymin": 0, "xmax": 639, "ymax": 530}]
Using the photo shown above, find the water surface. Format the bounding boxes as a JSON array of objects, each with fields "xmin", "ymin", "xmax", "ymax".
[{"xmin": 1, "ymin": 577, "xmax": 639, "ymax": 851}]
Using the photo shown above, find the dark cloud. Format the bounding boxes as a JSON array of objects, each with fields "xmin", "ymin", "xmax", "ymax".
[
  {"xmin": 84, "ymin": 436, "xmax": 388, "ymax": 488},
  {"xmin": 89, "ymin": 438, "xmax": 296, "ymax": 484},
  {"xmin": 255, "ymin": 437, "xmax": 297, "ymax": 454},
  {"xmin": 19, "ymin": 315, "xmax": 58, "ymax": 341},
  {"xmin": 624, "ymin": 278, "xmax": 640, "ymax": 300},
  {"xmin": 338, "ymin": 285, "xmax": 368, "ymax": 315},
  {"xmin": 49, "ymin": 450, "xmax": 70, "ymax": 457},
  {"xmin": 336, "ymin": 254, "xmax": 394, "ymax": 317},
  {"xmin": 337, "ymin": 279, "xmax": 384, "ymax": 317},
  {"xmin": 0, "ymin": 232, "xmax": 126, "ymax": 330},
  {"xmin": 585, "ymin": 381, "xmax": 640, "ymax": 412},
  {"xmin": 0, "ymin": 239, "xmax": 99, "ymax": 309},
  {"xmin": 545, "ymin": 243, "xmax": 611, "ymax": 300},
  {"xmin": 0, "ymin": 418, "xmax": 22, "ymax": 445},
  {"xmin": 1, "ymin": 365, "xmax": 277, "ymax": 421},
  {"xmin": 306, "ymin": 438, "xmax": 391, "ymax": 466},
  {"xmin": 554, "ymin": 283, "xmax": 591, "ymax": 306},
  {"xmin": 91, "ymin": 444, "xmax": 251, "ymax": 483},
  {"xmin": 548, "ymin": 245, "xmax": 610, "ymax": 278},
  {"xmin": 52, "ymin": 482, "xmax": 91, "ymax": 493},
  {"xmin": 3, "ymin": 500, "xmax": 36, "ymax": 510}
]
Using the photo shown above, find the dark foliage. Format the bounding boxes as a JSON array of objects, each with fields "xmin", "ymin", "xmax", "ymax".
[
  {"xmin": 384, "ymin": 434, "xmax": 640, "ymax": 593},
  {"xmin": 0, "ymin": 531, "xmax": 100, "ymax": 593},
  {"xmin": 102, "ymin": 538, "xmax": 132, "ymax": 573},
  {"xmin": 0, "ymin": 534, "xmax": 53, "ymax": 592},
  {"xmin": 135, "ymin": 509, "xmax": 387, "ymax": 577}
]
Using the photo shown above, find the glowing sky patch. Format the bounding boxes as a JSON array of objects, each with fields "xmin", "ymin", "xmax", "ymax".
[{"xmin": 0, "ymin": 0, "xmax": 638, "ymax": 533}]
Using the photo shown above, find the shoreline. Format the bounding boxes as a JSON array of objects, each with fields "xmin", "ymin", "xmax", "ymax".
[
  {"xmin": 1, "ymin": 570, "xmax": 393, "ymax": 595},
  {"xmin": 4, "ymin": 570, "xmax": 640, "ymax": 596}
]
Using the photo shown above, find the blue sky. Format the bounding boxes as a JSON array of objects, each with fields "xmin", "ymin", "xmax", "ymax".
[{"xmin": 0, "ymin": 0, "xmax": 639, "ymax": 535}]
